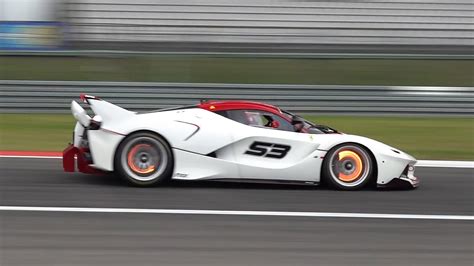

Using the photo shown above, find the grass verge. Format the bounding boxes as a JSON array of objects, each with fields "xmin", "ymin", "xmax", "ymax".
[
  {"xmin": 1, "ymin": 114, "xmax": 472, "ymax": 160},
  {"xmin": 1, "ymin": 56, "xmax": 473, "ymax": 86}
]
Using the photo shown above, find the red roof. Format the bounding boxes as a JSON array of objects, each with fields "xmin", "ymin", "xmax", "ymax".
[{"xmin": 198, "ymin": 100, "xmax": 282, "ymax": 114}]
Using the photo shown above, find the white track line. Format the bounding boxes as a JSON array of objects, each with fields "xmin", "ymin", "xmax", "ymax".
[
  {"xmin": 415, "ymin": 160, "xmax": 474, "ymax": 168},
  {"xmin": 1, "ymin": 155, "xmax": 473, "ymax": 168},
  {"xmin": 0, "ymin": 206, "xmax": 472, "ymax": 221}
]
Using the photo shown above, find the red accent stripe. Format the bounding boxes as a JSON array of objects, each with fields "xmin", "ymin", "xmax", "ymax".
[{"xmin": 0, "ymin": 151, "xmax": 62, "ymax": 157}]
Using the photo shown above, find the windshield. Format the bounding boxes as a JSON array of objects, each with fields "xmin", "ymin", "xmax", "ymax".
[
  {"xmin": 282, "ymin": 110, "xmax": 339, "ymax": 134},
  {"xmin": 282, "ymin": 110, "xmax": 315, "ymax": 127}
]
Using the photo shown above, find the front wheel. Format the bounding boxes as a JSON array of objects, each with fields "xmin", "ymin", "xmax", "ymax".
[
  {"xmin": 114, "ymin": 132, "xmax": 173, "ymax": 187},
  {"xmin": 322, "ymin": 144, "xmax": 374, "ymax": 190}
]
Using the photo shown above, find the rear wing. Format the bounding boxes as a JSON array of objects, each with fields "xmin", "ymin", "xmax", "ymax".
[{"xmin": 71, "ymin": 94, "xmax": 135, "ymax": 127}]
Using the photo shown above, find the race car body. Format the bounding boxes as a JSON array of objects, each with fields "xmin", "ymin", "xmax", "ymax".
[{"xmin": 63, "ymin": 95, "xmax": 420, "ymax": 190}]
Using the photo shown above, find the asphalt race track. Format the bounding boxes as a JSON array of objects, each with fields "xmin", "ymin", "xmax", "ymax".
[{"xmin": 1, "ymin": 157, "xmax": 473, "ymax": 266}]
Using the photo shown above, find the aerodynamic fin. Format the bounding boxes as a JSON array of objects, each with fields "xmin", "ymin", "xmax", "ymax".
[
  {"xmin": 71, "ymin": 100, "xmax": 91, "ymax": 127},
  {"xmin": 79, "ymin": 94, "xmax": 135, "ymax": 122}
]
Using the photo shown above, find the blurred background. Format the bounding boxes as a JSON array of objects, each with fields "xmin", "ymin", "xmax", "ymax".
[
  {"xmin": 1, "ymin": 0, "xmax": 473, "ymax": 52},
  {"xmin": 0, "ymin": 0, "xmax": 473, "ymax": 159},
  {"xmin": 1, "ymin": 2, "xmax": 473, "ymax": 266}
]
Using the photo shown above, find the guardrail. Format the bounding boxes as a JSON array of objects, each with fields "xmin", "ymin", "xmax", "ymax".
[
  {"xmin": 0, "ymin": 80, "xmax": 473, "ymax": 115},
  {"xmin": 2, "ymin": 50, "xmax": 473, "ymax": 59}
]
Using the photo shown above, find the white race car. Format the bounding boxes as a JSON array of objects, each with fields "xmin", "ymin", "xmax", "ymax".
[{"xmin": 63, "ymin": 95, "xmax": 420, "ymax": 190}]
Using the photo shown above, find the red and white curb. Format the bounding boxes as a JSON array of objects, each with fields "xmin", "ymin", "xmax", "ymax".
[{"xmin": 0, "ymin": 151, "xmax": 473, "ymax": 168}]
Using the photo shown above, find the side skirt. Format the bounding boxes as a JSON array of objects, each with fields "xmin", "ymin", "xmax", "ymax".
[{"xmin": 201, "ymin": 178, "xmax": 320, "ymax": 187}]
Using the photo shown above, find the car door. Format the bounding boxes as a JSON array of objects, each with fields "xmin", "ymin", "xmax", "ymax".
[{"xmin": 221, "ymin": 109, "xmax": 322, "ymax": 182}]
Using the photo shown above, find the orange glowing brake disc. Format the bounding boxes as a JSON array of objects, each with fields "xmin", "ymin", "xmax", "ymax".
[
  {"xmin": 127, "ymin": 144, "xmax": 156, "ymax": 174},
  {"xmin": 337, "ymin": 150, "xmax": 363, "ymax": 182}
]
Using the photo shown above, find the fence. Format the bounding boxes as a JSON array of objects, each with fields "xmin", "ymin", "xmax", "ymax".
[{"xmin": 1, "ymin": 80, "xmax": 472, "ymax": 115}]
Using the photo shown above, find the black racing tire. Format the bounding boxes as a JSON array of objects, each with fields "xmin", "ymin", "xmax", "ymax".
[
  {"xmin": 114, "ymin": 132, "xmax": 173, "ymax": 187},
  {"xmin": 322, "ymin": 143, "xmax": 375, "ymax": 190}
]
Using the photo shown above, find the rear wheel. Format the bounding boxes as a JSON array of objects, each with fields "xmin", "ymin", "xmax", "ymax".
[
  {"xmin": 322, "ymin": 144, "xmax": 374, "ymax": 190},
  {"xmin": 115, "ymin": 132, "xmax": 173, "ymax": 187}
]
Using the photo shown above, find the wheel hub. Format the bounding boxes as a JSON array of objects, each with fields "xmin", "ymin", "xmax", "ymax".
[
  {"xmin": 140, "ymin": 154, "xmax": 148, "ymax": 163},
  {"xmin": 344, "ymin": 161, "xmax": 354, "ymax": 171}
]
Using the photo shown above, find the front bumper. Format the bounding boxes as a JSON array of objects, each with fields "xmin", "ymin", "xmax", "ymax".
[
  {"xmin": 399, "ymin": 175, "xmax": 421, "ymax": 188},
  {"xmin": 378, "ymin": 164, "xmax": 420, "ymax": 189},
  {"xmin": 378, "ymin": 175, "xmax": 420, "ymax": 189}
]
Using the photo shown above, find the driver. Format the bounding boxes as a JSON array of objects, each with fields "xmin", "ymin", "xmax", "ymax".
[{"xmin": 292, "ymin": 116, "xmax": 305, "ymax": 132}]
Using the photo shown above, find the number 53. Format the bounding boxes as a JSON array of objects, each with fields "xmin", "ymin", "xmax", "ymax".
[{"xmin": 244, "ymin": 141, "xmax": 291, "ymax": 159}]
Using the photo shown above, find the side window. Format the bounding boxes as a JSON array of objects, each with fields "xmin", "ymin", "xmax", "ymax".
[
  {"xmin": 225, "ymin": 110, "xmax": 294, "ymax": 132},
  {"xmin": 267, "ymin": 113, "xmax": 294, "ymax": 131}
]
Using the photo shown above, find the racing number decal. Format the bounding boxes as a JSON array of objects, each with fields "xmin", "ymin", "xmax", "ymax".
[
  {"xmin": 265, "ymin": 144, "xmax": 291, "ymax": 158},
  {"xmin": 244, "ymin": 141, "xmax": 291, "ymax": 159}
]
